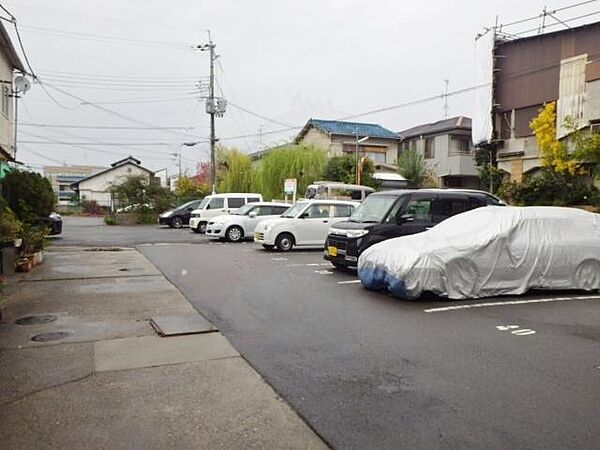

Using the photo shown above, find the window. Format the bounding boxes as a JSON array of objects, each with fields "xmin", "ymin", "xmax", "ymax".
[
  {"xmin": 255, "ymin": 206, "xmax": 272, "ymax": 216},
  {"xmin": 449, "ymin": 136, "xmax": 470, "ymax": 156},
  {"xmin": 247, "ymin": 197, "xmax": 261, "ymax": 203},
  {"xmin": 227, "ymin": 197, "xmax": 245, "ymax": 208},
  {"xmin": 333, "ymin": 204, "xmax": 353, "ymax": 217},
  {"xmin": 304, "ymin": 204, "xmax": 330, "ymax": 218},
  {"xmin": 2, "ymin": 85, "xmax": 9, "ymax": 117},
  {"xmin": 272, "ymin": 206, "xmax": 290, "ymax": 214},
  {"xmin": 58, "ymin": 184, "xmax": 71, "ymax": 192},
  {"xmin": 207, "ymin": 198, "xmax": 224, "ymax": 209},
  {"xmin": 364, "ymin": 151, "xmax": 386, "ymax": 163},
  {"xmin": 405, "ymin": 198, "xmax": 433, "ymax": 221},
  {"xmin": 424, "ymin": 138, "xmax": 435, "ymax": 159},
  {"xmin": 432, "ymin": 198, "xmax": 470, "ymax": 222}
]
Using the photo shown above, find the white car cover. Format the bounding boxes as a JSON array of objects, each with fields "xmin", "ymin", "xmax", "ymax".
[{"xmin": 358, "ymin": 206, "xmax": 600, "ymax": 300}]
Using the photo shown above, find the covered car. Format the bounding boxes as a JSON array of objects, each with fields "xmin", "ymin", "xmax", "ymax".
[{"xmin": 358, "ymin": 206, "xmax": 600, "ymax": 300}]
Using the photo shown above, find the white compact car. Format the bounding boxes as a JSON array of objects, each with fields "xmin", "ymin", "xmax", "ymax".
[
  {"xmin": 206, "ymin": 202, "xmax": 291, "ymax": 242},
  {"xmin": 189, "ymin": 193, "xmax": 263, "ymax": 233},
  {"xmin": 254, "ymin": 199, "xmax": 359, "ymax": 251},
  {"xmin": 358, "ymin": 206, "xmax": 600, "ymax": 300}
]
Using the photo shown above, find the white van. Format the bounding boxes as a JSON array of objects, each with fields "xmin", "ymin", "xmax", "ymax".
[
  {"xmin": 304, "ymin": 181, "xmax": 374, "ymax": 202},
  {"xmin": 189, "ymin": 193, "xmax": 263, "ymax": 233}
]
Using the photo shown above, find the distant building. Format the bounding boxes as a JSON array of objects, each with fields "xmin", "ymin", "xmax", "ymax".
[
  {"xmin": 0, "ymin": 21, "xmax": 25, "ymax": 163},
  {"xmin": 398, "ymin": 116, "xmax": 480, "ymax": 189},
  {"xmin": 44, "ymin": 165, "xmax": 106, "ymax": 205},
  {"xmin": 295, "ymin": 118, "xmax": 402, "ymax": 169},
  {"xmin": 476, "ymin": 22, "xmax": 600, "ymax": 181},
  {"xmin": 71, "ymin": 156, "xmax": 154, "ymax": 208}
]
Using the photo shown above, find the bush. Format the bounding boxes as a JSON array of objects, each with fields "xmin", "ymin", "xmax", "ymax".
[
  {"xmin": 19, "ymin": 223, "xmax": 47, "ymax": 254},
  {"xmin": 2, "ymin": 171, "xmax": 55, "ymax": 223},
  {"xmin": 498, "ymin": 169, "xmax": 599, "ymax": 206},
  {"xmin": 322, "ymin": 154, "xmax": 378, "ymax": 188},
  {"xmin": 82, "ymin": 200, "xmax": 107, "ymax": 215},
  {"xmin": 0, "ymin": 207, "xmax": 22, "ymax": 242},
  {"xmin": 104, "ymin": 215, "xmax": 117, "ymax": 225}
]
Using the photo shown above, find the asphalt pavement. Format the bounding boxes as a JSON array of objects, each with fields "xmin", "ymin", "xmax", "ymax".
[{"xmin": 58, "ymin": 217, "xmax": 600, "ymax": 449}]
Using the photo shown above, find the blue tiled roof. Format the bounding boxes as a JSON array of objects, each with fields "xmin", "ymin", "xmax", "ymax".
[{"xmin": 303, "ymin": 119, "xmax": 401, "ymax": 140}]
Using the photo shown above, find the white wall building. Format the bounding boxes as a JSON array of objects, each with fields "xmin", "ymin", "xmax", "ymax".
[{"xmin": 71, "ymin": 156, "xmax": 154, "ymax": 208}]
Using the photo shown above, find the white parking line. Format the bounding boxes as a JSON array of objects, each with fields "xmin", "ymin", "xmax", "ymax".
[
  {"xmin": 286, "ymin": 263, "xmax": 330, "ymax": 267},
  {"xmin": 424, "ymin": 295, "xmax": 600, "ymax": 313},
  {"xmin": 338, "ymin": 279, "xmax": 361, "ymax": 285}
]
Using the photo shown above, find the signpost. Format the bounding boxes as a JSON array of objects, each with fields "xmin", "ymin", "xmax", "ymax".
[{"xmin": 284, "ymin": 178, "xmax": 297, "ymax": 203}]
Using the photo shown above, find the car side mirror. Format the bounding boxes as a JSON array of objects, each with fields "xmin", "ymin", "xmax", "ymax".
[
  {"xmin": 249, "ymin": 211, "xmax": 257, "ymax": 218},
  {"xmin": 398, "ymin": 213, "xmax": 415, "ymax": 223}
]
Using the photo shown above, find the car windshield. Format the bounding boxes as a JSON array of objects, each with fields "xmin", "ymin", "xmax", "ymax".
[
  {"xmin": 232, "ymin": 204, "xmax": 255, "ymax": 215},
  {"xmin": 348, "ymin": 195, "xmax": 397, "ymax": 223},
  {"xmin": 196, "ymin": 197, "xmax": 210, "ymax": 209},
  {"xmin": 281, "ymin": 202, "xmax": 308, "ymax": 218},
  {"xmin": 178, "ymin": 199, "xmax": 199, "ymax": 210}
]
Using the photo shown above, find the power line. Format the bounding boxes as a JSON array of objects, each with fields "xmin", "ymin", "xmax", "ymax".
[
  {"xmin": 228, "ymin": 101, "xmax": 294, "ymax": 128},
  {"xmin": 20, "ymin": 123, "xmax": 196, "ymax": 130},
  {"xmin": 511, "ymin": 10, "xmax": 600, "ymax": 36},
  {"xmin": 18, "ymin": 24, "xmax": 194, "ymax": 50},
  {"xmin": 20, "ymin": 140, "xmax": 207, "ymax": 146}
]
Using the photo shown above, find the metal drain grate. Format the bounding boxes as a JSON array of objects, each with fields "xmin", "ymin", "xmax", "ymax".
[
  {"xmin": 15, "ymin": 315, "xmax": 58, "ymax": 326},
  {"xmin": 31, "ymin": 331, "xmax": 72, "ymax": 342}
]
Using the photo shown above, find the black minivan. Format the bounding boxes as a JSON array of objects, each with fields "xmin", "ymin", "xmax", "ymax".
[
  {"xmin": 324, "ymin": 189, "xmax": 503, "ymax": 269},
  {"xmin": 158, "ymin": 199, "xmax": 203, "ymax": 228}
]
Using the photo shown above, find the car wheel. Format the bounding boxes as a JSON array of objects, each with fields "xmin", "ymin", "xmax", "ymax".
[
  {"xmin": 332, "ymin": 261, "xmax": 353, "ymax": 272},
  {"xmin": 198, "ymin": 222, "xmax": 207, "ymax": 234},
  {"xmin": 226, "ymin": 226, "xmax": 244, "ymax": 242},
  {"xmin": 171, "ymin": 216, "xmax": 183, "ymax": 228},
  {"xmin": 275, "ymin": 233, "xmax": 294, "ymax": 252},
  {"xmin": 262, "ymin": 244, "xmax": 274, "ymax": 251},
  {"xmin": 573, "ymin": 259, "xmax": 600, "ymax": 291}
]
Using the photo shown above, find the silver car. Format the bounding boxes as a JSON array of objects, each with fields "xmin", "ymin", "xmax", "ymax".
[{"xmin": 205, "ymin": 202, "xmax": 291, "ymax": 242}]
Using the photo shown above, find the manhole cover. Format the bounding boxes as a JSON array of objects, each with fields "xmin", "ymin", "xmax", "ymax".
[
  {"xmin": 31, "ymin": 331, "xmax": 72, "ymax": 342},
  {"xmin": 15, "ymin": 314, "xmax": 58, "ymax": 326}
]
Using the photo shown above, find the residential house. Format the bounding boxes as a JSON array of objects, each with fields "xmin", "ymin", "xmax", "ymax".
[
  {"xmin": 0, "ymin": 21, "xmax": 25, "ymax": 165},
  {"xmin": 398, "ymin": 116, "xmax": 480, "ymax": 189},
  {"xmin": 71, "ymin": 156, "xmax": 154, "ymax": 208},
  {"xmin": 295, "ymin": 118, "xmax": 402, "ymax": 172},
  {"xmin": 44, "ymin": 165, "xmax": 106, "ymax": 206},
  {"xmin": 490, "ymin": 22, "xmax": 600, "ymax": 181}
]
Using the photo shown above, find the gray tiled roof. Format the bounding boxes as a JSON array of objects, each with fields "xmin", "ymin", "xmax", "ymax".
[{"xmin": 399, "ymin": 116, "xmax": 472, "ymax": 139}]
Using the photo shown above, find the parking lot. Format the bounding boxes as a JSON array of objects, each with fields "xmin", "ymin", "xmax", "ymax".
[{"xmin": 60, "ymin": 217, "xmax": 600, "ymax": 449}]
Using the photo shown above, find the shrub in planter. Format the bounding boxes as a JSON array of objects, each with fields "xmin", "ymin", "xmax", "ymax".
[
  {"xmin": 19, "ymin": 223, "xmax": 47, "ymax": 256},
  {"xmin": 2, "ymin": 171, "xmax": 54, "ymax": 223},
  {"xmin": 104, "ymin": 215, "xmax": 118, "ymax": 225},
  {"xmin": 0, "ymin": 208, "xmax": 22, "ymax": 243}
]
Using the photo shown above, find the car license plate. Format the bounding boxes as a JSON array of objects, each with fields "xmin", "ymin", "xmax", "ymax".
[{"xmin": 328, "ymin": 246, "xmax": 337, "ymax": 257}]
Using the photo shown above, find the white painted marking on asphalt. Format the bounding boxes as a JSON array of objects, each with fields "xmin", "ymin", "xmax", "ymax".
[
  {"xmin": 496, "ymin": 325, "xmax": 519, "ymax": 331},
  {"xmin": 181, "ymin": 269, "xmax": 188, "ymax": 276},
  {"xmin": 272, "ymin": 257, "xmax": 288, "ymax": 261},
  {"xmin": 315, "ymin": 270, "xmax": 334, "ymax": 275},
  {"xmin": 512, "ymin": 329, "xmax": 536, "ymax": 335},
  {"xmin": 338, "ymin": 279, "xmax": 361, "ymax": 285},
  {"xmin": 424, "ymin": 295, "xmax": 600, "ymax": 313},
  {"xmin": 285, "ymin": 263, "xmax": 330, "ymax": 267}
]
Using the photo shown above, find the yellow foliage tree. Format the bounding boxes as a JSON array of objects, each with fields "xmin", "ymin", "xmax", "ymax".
[
  {"xmin": 175, "ymin": 176, "xmax": 208, "ymax": 199},
  {"xmin": 529, "ymin": 102, "xmax": 580, "ymax": 175}
]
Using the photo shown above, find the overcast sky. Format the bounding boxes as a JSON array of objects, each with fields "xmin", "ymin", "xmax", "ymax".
[{"xmin": 5, "ymin": 0, "xmax": 600, "ymax": 176}]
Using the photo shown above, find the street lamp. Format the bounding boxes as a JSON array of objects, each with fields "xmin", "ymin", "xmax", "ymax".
[{"xmin": 355, "ymin": 135, "xmax": 369, "ymax": 184}]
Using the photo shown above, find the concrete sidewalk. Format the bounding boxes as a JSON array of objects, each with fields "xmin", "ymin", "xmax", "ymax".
[{"xmin": 0, "ymin": 247, "xmax": 327, "ymax": 450}]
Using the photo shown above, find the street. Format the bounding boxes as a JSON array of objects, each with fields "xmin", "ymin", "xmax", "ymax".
[{"xmin": 61, "ymin": 218, "xmax": 600, "ymax": 450}]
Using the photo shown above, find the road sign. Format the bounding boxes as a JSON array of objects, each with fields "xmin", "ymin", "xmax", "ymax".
[{"xmin": 284, "ymin": 178, "xmax": 297, "ymax": 195}]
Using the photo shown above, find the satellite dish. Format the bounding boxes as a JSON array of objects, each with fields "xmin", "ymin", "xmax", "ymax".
[{"xmin": 14, "ymin": 75, "xmax": 31, "ymax": 94}]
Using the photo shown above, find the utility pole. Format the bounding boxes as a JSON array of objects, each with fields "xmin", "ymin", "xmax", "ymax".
[
  {"xmin": 197, "ymin": 33, "xmax": 226, "ymax": 194},
  {"xmin": 443, "ymin": 79, "xmax": 449, "ymax": 119}
]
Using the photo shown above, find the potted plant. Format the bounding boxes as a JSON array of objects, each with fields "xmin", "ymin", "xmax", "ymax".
[{"xmin": 0, "ymin": 207, "xmax": 22, "ymax": 275}]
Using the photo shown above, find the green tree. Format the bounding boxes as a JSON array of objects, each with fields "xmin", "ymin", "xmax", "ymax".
[
  {"xmin": 322, "ymin": 154, "xmax": 378, "ymax": 188},
  {"xmin": 217, "ymin": 146, "xmax": 255, "ymax": 193},
  {"xmin": 571, "ymin": 123, "xmax": 600, "ymax": 181},
  {"xmin": 110, "ymin": 175, "xmax": 174, "ymax": 213},
  {"xmin": 255, "ymin": 144, "xmax": 327, "ymax": 200},
  {"xmin": 175, "ymin": 176, "xmax": 209, "ymax": 201},
  {"xmin": 1, "ymin": 170, "xmax": 55, "ymax": 223},
  {"xmin": 397, "ymin": 149, "xmax": 427, "ymax": 188}
]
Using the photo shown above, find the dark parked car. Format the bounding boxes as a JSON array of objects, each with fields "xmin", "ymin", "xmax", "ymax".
[
  {"xmin": 158, "ymin": 199, "xmax": 203, "ymax": 228},
  {"xmin": 324, "ymin": 189, "xmax": 504, "ymax": 269},
  {"xmin": 39, "ymin": 212, "xmax": 63, "ymax": 235}
]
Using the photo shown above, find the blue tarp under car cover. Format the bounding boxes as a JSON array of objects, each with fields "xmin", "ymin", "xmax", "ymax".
[{"xmin": 358, "ymin": 206, "xmax": 600, "ymax": 300}]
